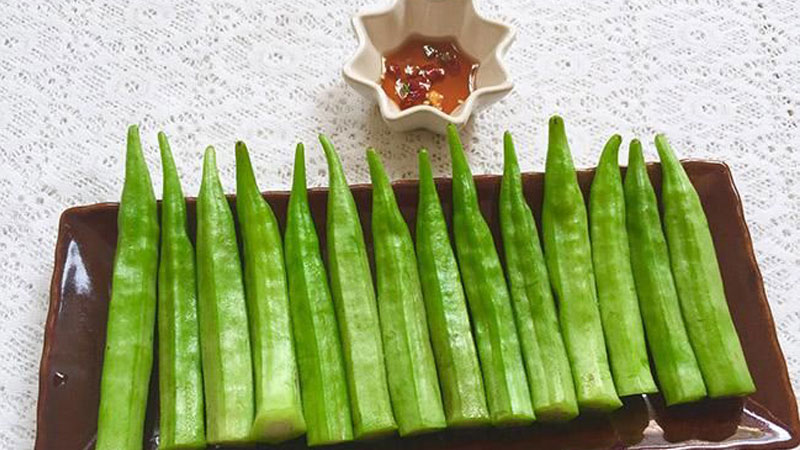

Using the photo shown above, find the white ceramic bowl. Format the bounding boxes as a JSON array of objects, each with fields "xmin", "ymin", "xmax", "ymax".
[{"xmin": 343, "ymin": 0, "xmax": 515, "ymax": 134}]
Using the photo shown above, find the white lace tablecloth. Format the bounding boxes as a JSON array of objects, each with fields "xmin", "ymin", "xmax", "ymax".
[{"xmin": 1, "ymin": 0, "xmax": 798, "ymax": 447}]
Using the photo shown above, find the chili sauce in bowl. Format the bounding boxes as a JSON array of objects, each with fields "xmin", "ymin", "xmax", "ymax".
[{"xmin": 381, "ymin": 36, "xmax": 478, "ymax": 114}]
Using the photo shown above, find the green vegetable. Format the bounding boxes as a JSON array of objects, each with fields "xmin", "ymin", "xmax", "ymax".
[
  {"xmin": 588, "ymin": 135, "xmax": 657, "ymax": 396},
  {"xmin": 235, "ymin": 142, "xmax": 306, "ymax": 443},
  {"xmin": 499, "ymin": 132, "xmax": 579, "ymax": 421},
  {"xmin": 96, "ymin": 125, "xmax": 159, "ymax": 450},
  {"xmin": 624, "ymin": 139, "xmax": 706, "ymax": 405},
  {"xmin": 285, "ymin": 144, "xmax": 353, "ymax": 446},
  {"xmin": 320, "ymin": 135, "xmax": 397, "ymax": 439},
  {"xmin": 655, "ymin": 135, "xmax": 755, "ymax": 398},
  {"xmin": 156, "ymin": 132, "xmax": 205, "ymax": 449},
  {"xmin": 541, "ymin": 116, "xmax": 621, "ymax": 412},
  {"xmin": 416, "ymin": 150, "xmax": 490, "ymax": 427},
  {"xmin": 447, "ymin": 124, "xmax": 535, "ymax": 425},
  {"xmin": 367, "ymin": 149, "xmax": 446, "ymax": 436},
  {"xmin": 196, "ymin": 146, "xmax": 254, "ymax": 444}
]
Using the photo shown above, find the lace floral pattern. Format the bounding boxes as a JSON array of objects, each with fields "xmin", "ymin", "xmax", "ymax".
[{"xmin": 0, "ymin": 0, "xmax": 798, "ymax": 446}]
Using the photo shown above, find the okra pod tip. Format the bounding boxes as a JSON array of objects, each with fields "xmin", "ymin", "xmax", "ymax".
[
  {"xmin": 234, "ymin": 140, "xmax": 248, "ymax": 158},
  {"xmin": 367, "ymin": 148, "xmax": 392, "ymax": 195},
  {"xmin": 157, "ymin": 131, "xmax": 169, "ymax": 151},
  {"xmin": 202, "ymin": 146, "xmax": 216, "ymax": 171},
  {"xmin": 127, "ymin": 124, "xmax": 139, "ymax": 143},
  {"xmin": 417, "ymin": 148, "xmax": 430, "ymax": 169},
  {"xmin": 546, "ymin": 115, "xmax": 574, "ymax": 171},
  {"xmin": 417, "ymin": 149, "xmax": 436, "ymax": 196},
  {"xmin": 366, "ymin": 147, "xmax": 381, "ymax": 171},
  {"xmin": 320, "ymin": 134, "xmax": 348, "ymax": 184},
  {"xmin": 602, "ymin": 134, "xmax": 622, "ymax": 157},
  {"xmin": 654, "ymin": 134, "xmax": 682, "ymax": 172},
  {"xmin": 157, "ymin": 132, "xmax": 174, "ymax": 173},
  {"xmin": 291, "ymin": 143, "xmax": 306, "ymax": 193},
  {"xmin": 502, "ymin": 132, "xmax": 515, "ymax": 167},
  {"xmin": 548, "ymin": 115, "xmax": 567, "ymax": 145}
]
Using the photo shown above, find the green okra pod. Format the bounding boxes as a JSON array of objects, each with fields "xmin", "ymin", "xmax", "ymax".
[
  {"xmin": 321, "ymin": 135, "xmax": 397, "ymax": 439},
  {"xmin": 196, "ymin": 146, "xmax": 254, "ymax": 444},
  {"xmin": 624, "ymin": 140, "xmax": 706, "ymax": 405},
  {"xmin": 285, "ymin": 144, "xmax": 353, "ymax": 446},
  {"xmin": 235, "ymin": 142, "xmax": 306, "ymax": 443},
  {"xmin": 499, "ymin": 132, "xmax": 579, "ymax": 421},
  {"xmin": 156, "ymin": 132, "xmax": 205, "ymax": 450},
  {"xmin": 541, "ymin": 116, "xmax": 621, "ymax": 412},
  {"xmin": 656, "ymin": 135, "xmax": 755, "ymax": 398},
  {"xmin": 96, "ymin": 125, "xmax": 159, "ymax": 450},
  {"xmin": 448, "ymin": 124, "xmax": 535, "ymax": 425},
  {"xmin": 589, "ymin": 135, "xmax": 657, "ymax": 396},
  {"xmin": 416, "ymin": 149, "xmax": 490, "ymax": 427},
  {"xmin": 367, "ymin": 149, "xmax": 446, "ymax": 436}
]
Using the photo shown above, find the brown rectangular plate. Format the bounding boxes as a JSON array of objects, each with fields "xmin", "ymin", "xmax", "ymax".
[{"xmin": 36, "ymin": 161, "xmax": 800, "ymax": 450}]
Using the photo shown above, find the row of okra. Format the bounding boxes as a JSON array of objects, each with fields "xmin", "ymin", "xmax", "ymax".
[{"xmin": 96, "ymin": 116, "xmax": 755, "ymax": 450}]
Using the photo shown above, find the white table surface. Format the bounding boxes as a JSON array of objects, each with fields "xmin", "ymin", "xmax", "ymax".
[{"xmin": 1, "ymin": 0, "xmax": 798, "ymax": 447}]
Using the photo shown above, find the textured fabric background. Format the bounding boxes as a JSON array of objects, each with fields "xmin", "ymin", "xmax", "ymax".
[{"xmin": 1, "ymin": 0, "xmax": 798, "ymax": 447}]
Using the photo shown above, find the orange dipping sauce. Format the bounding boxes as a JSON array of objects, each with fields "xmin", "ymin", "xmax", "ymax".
[{"xmin": 381, "ymin": 36, "xmax": 479, "ymax": 114}]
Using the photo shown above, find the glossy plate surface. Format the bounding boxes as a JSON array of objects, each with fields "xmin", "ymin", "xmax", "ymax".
[{"xmin": 36, "ymin": 161, "xmax": 799, "ymax": 450}]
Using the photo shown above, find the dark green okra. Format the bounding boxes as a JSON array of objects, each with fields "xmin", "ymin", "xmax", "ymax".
[
  {"xmin": 321, "ymin": 136, "xmax": 397, "ymax": 439},
  {"xmin": 196, "ymin": 146, "xmax": 254, "ymax": 444},
  {"xmin": 499, "ymin": 132, "xmax": 579, "ymax": 421},
  {"xmin": 96, "ymin": 125, "xmax": 159, "ymax": 450},
  {"xmin": 236, "ymin": 142, "xmax": 306, "ymax": 443},
  {"xmin": 367, "ymin": 149, "xmax": 446, "ymax": 436},
  {"xmin": 541, "ymin": 116, "xmax": 621, "ymax": 412},
  {"xmin": 447, "ymin": 124, "xmax": 535, "ymax": 425},
  {"xmin": 156, "ymin": 132, "xmax": 205, "ymax": 450},
  {"xmin": 589, "ymin": 135, "xmax": 657, "ymax": 396},
  {"xmin": 416, "ymin": 149, "xmax": 490, "ymax": 427},
  {"xmin": 624, "ymin": 140, "xmax": 706, "ymax": 405},
  {"xmin": 285, "ymin": 144, "xmax": 353, "ymax": 446},
  {"xmin": 656, "ymin": 135, "xmax": 755, "ymax": 398}
]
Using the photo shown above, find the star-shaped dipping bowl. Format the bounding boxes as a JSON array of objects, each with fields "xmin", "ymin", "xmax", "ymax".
[{"xmin": 343, "ymin": 0, "xmax": 515, "ymax": 134}]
